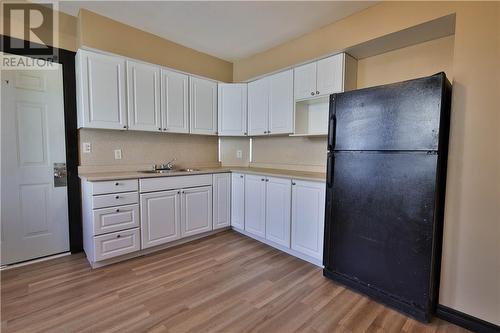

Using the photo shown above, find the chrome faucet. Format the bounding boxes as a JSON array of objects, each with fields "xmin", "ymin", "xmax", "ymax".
[{"xmin": 154, "ymin": 158, "xmax": 176, "ymax": 171}]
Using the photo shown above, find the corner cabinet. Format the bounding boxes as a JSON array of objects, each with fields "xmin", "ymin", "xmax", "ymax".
[
  {"xmin": 218, "ymin": 84, "xmax": 247, "ymax": 136},
  {"xmin": 247, "ymin": 69, "xmax": 293, "ymax": 136},
  {"xmin": 76, "ymin": 50, "xmax": 128, "ymax": 129},
  {"xmin": 126, "ymin": 60, "xmax": 161, "ymax": 132},
  {"xmin": 189, "ymin": 77, "xmax": 218, "ymax": 135},
  {"xmin": 213, "ymin": 173, "xmax": 231, "ymax": 230},
  {"xmin": 231, "ymin": 173, "xmax": 245, "ymax": 230}
]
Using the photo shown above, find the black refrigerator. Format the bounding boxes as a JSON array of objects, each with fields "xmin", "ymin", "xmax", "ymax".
[{"xmin": 323, "ymin": 73, "xmax": 452, "ymax": 322}]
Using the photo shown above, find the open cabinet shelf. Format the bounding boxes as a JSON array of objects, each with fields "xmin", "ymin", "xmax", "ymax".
[{"xmin": 293, "ymin": 96, "xmax": 329, "ymax": 136}]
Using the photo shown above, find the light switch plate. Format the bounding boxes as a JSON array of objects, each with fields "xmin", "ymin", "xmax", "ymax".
[
  {"xmin": 236, "ymin": 150, "xmax": 243, "ymax": 159},
  {"xmin": 114, "ymin": 149, "xmax": 122, "ymax": 160},
  {"xmin": 82, "ymin": 142, "xmax": 91, "ymax": 153}
]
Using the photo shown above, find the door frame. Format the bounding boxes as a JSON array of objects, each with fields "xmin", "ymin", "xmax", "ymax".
[{"xmin": 1, "ymin": 34, "xmax": 83, "ymax": 253}]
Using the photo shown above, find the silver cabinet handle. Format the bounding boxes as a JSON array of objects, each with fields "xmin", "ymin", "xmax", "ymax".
[
  {"xmin": 316, "ymin": 91, "xmax": 320, "ymax": 95},
  {"xmin": 310, "ymin": 92, "xmax": 315, "ymax": 96}
]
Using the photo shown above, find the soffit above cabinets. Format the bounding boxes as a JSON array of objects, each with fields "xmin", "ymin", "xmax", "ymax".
[{"xmin": 59, "ymin": 1, "xmax": 377, "ymax": 62}]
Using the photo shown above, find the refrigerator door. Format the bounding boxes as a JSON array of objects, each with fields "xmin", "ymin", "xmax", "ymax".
[
  {"xmin": 324, "ymin": 151, "xmax": 438, "ymax": 311},
  {"xmin": 332, "ymin": 73, "xmax": 446, "ymax": 151}
]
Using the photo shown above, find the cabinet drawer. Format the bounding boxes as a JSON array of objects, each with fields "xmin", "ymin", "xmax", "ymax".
[
  {"xmin": 92, "ymin": 192, "xmax": 138, "ymax": 209},
  {"xmin": 91, "ymin": 179, "xmax": 138, "ymax": 195},
  {"xmin": 140, "ymin": 174, "xmax": 212, "ymax": 193},
  {"xmin": 93, "ymin": 204, "xmax": 139, "ymax": 235},
  {"xmin": 93, "ymin": 228, "xmax": 140, "ymax": 262}
]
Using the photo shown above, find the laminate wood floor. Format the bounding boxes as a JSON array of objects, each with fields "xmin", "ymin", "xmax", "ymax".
[{"xmin": 1, "ymin": 230, "xmax": 468, "ymax": 333}]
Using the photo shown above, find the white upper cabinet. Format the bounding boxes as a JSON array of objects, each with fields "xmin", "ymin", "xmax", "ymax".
[
  {"xmin": 189, "ymin": 77, "xmax": 218, "ymax": 135},
  {"xmin": 265, "ymin": 177, "xmax": 291, "ymax": 248},
  {"xmin": 247, "ymin": 77, "xmax": 269, "ymax": 136},
  {"xmin": 126, "ymin": 60, "xmax": 161, "ymax": 132},
  {"xmin": 294, "ymin": 53, "xmax": 345, "ymax": 100},
  {"xmin": 316, "ymin": 54, "xmax": 344, "ymax": 96},
  {"xmin": 291, "ymin": 180, "xmax": 325, "ymax": 260},
  {"xmin": 77, "ymin": 50, "xmax": 127, "ymax": 129},
  {"xmin": 248, "ymin": 69, "xmax": 293, "ymax": 136},
  {"xmin": 161, "ymin": 69, "xmax": 189, "ymax": 133},
  {"xmin": 294, "ymin": 62, "xmax": 317, "ymax": 100},
  {"xmin": 213, "ymin": 173, "xmax": 231, "ymax": 230},
  {"xmin": 244, "ymin": 174, "xmax": 266, "ymax": 238},
  {"xmin": 218, "ymin": 84, "xmax": 247, "ymax": 136},
  {"xmin": 268, "ymin": 69, "xmax": 294, "ymax": 135},
  {"xmin": 231, "ymin": 173, "xmax": 245, "ymax": 230}
]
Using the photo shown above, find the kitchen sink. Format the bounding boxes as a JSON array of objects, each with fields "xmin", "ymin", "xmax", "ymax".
[
  {"xmin": 142, "ymin": 169, "xmax": 173, "ymax": 174},
  {"xmin": 177, "ymin": 168, "xmax": 201, "ymax": 172}
]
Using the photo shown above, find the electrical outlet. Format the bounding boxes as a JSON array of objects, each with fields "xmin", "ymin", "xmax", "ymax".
[
  {"xmin": 114, "ymin": 149, "xmax": 122, "ymax": 160},
  {"xmin": 236, "ymin": 150, "xmax": 243, "ymax": 159},
  {"xmin": 82, "ymin": 142, "xmax": 92, "ymax": 153}
]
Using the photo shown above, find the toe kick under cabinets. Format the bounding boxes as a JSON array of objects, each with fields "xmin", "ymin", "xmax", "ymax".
[{"xmin": 81, "ymin": 171, "xmax": 325, "ymax": 268}]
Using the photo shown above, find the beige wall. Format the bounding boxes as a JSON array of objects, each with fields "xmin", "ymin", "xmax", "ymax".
[
  {"xmin": 357, "ymin": 35, "xmax": 455, "ymax": 88},
  {"xmin": 229, "ymin": 1, "xmax": 500, "ymax": 325},
  {"xmin": 78, "ymin": 129, "xmax": 219, "ymax": 173},
  {"xmin": 77, "ymin": 9, "xmax": 232, "ymax": 82}
]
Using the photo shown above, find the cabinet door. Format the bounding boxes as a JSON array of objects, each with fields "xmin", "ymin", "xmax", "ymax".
[
  {"xmin": 291, "ymin": 180, "xmax": 325, "ymax": 260},
  {"xmin": 161, "ymin": 69, "xmax": 189, "ymax": 133},
  {"xmin": 265, "ymin": 177, "xmax": 291, "ymax": 247},
  {"xmin": 231, "ymin": 173, "xmax": 245, "ymax": 230},
  {"xmin": 140, "ymin": 190, "xmax": 181, "ymax": 249},
  {"xmin": 78, "ymin": 50, "xmax": 127, "ymax": 129},
  {"xmin": 247, "ymin": 77, "xmax": 269, "ymax": 136},
  {"xmin": 244, "ymin": 175, "xmax": 266, "ymax": 238},
  {"xmin": 294, "ymin": 62, "xmax": 316, "ymax": 100},
  {"xmin": 126, "ymin": 60, "xmax": 161, "ymax": 132},
  {"xmin": 268, "ymin": 69, "xmax": 293, "ymax": 135},
  {"xmin": 189, "ymin": 77, "xmax": 217, "ymax": 135},
  {"xmin": 316, "ymin": 54, "xmax": 344, "ymax": 96},
  {"xmin": 181, "ymin": 186, "xmax": 213, "ymax": 237},
  {"xmin": 218, "ymin": 84, "xmax": 247, "ymax": 136},
  {"xmin": 213, "ymin": 173, "xmax": 231, "ymax": 230}
]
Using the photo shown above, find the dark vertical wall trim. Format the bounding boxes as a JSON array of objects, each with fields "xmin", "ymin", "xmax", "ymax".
[{"xmin": 1, "ymin": 35, "xmax": 83, "ymax": 253}]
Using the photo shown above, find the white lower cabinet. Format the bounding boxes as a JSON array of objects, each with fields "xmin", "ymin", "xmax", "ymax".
[
  {"xmin": 265, "ymin": 177, "xmax": 291, "ymax": 247},
  {"xmin": 291, "ymin": 180, "xmax": 326, "ymax": 261},
  {"xmin": 231, "ymin": 173, "xmax": 245, "ymax": 230},
  {"xmin": 140, "ymin": 190, "xmax": 181, "ymax": 249},
  {"xmin": 244, "ymin": 175, "xmax": 266, "ymax": 237},
  {"xmin": 181, "ymin": 186, "xmax": 213, "ymax": 237},
  {"xmin": 213, "ymin": 173, "xmax": 231, "ymax": 230},
  {"xmin": 94, "ymin": 228, "xmax": 140, "ymax": 262}
]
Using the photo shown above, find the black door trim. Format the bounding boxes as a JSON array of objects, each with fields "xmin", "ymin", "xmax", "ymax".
[{"xmin": 1, "ymin": 34, "xmax": 83, "ymax": 253}]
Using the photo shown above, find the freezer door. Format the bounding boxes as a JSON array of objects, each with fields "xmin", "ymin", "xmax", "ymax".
[
  {"xmin": 324, "ymin": 151, "xmax": 438, "ymax": 311},
  {"xmin": 333, "ymin": 73, "xmax": 446, "ymax": 151}
]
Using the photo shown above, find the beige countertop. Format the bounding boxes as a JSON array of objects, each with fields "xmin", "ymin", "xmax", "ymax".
[{"xmin": 78, "ymin": 166, "xmax": 326, "ymax": 182}]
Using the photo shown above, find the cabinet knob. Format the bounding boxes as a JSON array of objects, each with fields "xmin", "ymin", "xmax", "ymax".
[
  {"xmin": 163, "ymin": 128, "xmax": 167, "ymax": 131},
  {"xmin": 240, "ymin": 175, "xmax": 244, "ymax": 178},
  {"xmin": 244, "ymin": 132, "xmax": 247, "ymax": 135},
  {"xmin": 115, "ymin": 182, "xmax": 120, "ymax": 186},
  {"xmin": 311, "ymin": 92, "xmax": 315, "ymax": 96},
  {"xmin": 158, "ymin": 127, "xmax": 162, "ymax": 131},
  {"xmin": 116, "ymin": 234, "xmax": 121, "ymax": 238},
  {"xmin": 115, "ymin": 195, "xmax": 120, "ymax": 199},
  {"xmin": 268, "ymin": 131, "xmax": 271, "ymax": 134},
  {"xmin": 316, "ymin": 91, "xmax": 320, "ymax": 95},
  {"xmin": 265, "ymin": 179, "xmax": 269, "ymax": 182},
  {"xmin": 261, "ymin": 178, "xmax": 265, "ymax": 181},
  {"xmin": 177, "ymin": 191, "xmax": 180, "ymax": 194},
  {"xmin": 123, "ymin": 126, "xmax": 127, "ymax": 129},
  {"xmin": 116, "ymin": 209, "xmax": 120, "ymax": 212},
  {"xmin": 292, "ymin": 182, "xmax": 296, "ymax": 186}
]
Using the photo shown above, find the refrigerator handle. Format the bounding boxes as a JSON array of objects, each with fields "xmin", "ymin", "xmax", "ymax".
[
  {"xmin": 326, "ymin": 152, "xmax": 333, "ymax": 188},
  {"xmin": 328, "ymin": 94, "xmax": 336, "ymax": 150}
]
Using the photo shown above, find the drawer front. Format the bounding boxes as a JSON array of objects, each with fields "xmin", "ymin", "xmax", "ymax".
[
  {"xmin": 91, "ymin": 179, "xmax": 138, "ymax": 195},
  {"xmin": 140, "ymin": 174, "xmax": 212, "ymax": 193},
  {"xmin": 93, "ymin": 228, "xmax": 140, "ymax": 262},
  {"xmin": 92, "ymin": 192, "xmax": 138, "ymax": 209},
  {"xmin": 93, "ymin": 204, "xmax": 139, "ymax": 235}
]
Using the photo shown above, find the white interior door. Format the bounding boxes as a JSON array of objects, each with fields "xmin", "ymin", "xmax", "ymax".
[{"xmin": 1, "ymin": 55, "xmax": 70, "ymax": 265}]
